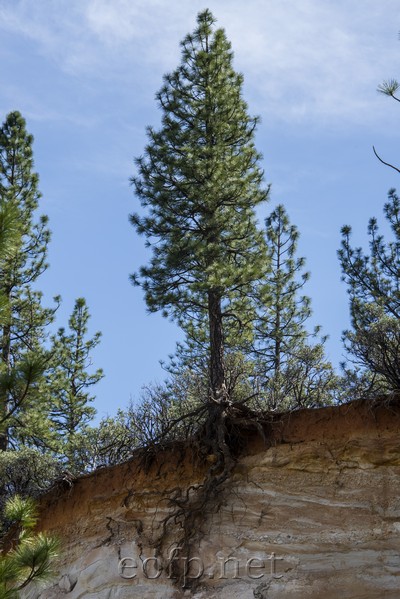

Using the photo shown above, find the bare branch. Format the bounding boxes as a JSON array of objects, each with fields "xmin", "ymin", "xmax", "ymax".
[{"xmin": 372, "ymin": 146, "xmax": 400, "ymax": 174}]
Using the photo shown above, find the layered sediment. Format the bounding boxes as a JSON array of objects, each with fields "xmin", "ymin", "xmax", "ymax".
[{"xmin": 22, "ymin": 399, "xmax": 400, "ymax": 598}]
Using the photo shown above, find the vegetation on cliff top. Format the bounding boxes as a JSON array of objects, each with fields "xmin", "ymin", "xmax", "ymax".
[{"xmin": 0, "ymin": 13, "xmax": 400, "ymax": 580}]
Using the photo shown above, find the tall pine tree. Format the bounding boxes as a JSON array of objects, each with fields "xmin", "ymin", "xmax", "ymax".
[
  {"xmin": 131, "ymin": 10, "xmax": 269, "ymax": 406},
  {"xmin": 0, "ymin": 112, "xmax": 58, "ymax": 450}
]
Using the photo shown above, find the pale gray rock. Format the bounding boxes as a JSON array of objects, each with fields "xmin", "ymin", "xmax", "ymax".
[{"xmin": 19, "ymin": 401, "xmax": 400, "ymax": 599}]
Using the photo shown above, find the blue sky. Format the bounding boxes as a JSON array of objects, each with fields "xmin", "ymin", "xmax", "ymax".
[{"xmin": 0, "ymin": 0, "xmax": 399, "ymax": 419}]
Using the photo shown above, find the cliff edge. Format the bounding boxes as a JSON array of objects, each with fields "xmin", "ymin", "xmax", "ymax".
[{"xmin": 22, "ymin": 399, "xmax": 400, "ymax": 598}]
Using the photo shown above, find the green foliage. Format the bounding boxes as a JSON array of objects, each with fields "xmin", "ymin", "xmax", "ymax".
[
  {"xmin": 0, "ymin": 111, "xmax": 59, "ymax": 450},
  {"xmin": 63, "ymin": 415, "xmax": 134, "ymax": 473},
  {"xmin": 46, "ymin": 298, "xmax": 103, "ymax": 466},
  {"xmin": 339, "ymin": 188, "xmax": 400, "ymax": 392},
  {"xmin": 0, "ymin": 353, "xmax": 54, "ymax": 449},
  {"xmin": 131, "ymin": 10, "xmax": 269, "ymax": 401},
  {"xmin": 0, "ymin": 202, "xmax": 21, "ymax": 263},
  {"xmin": 253, "ymin": 205, "xmax": 313, "ymax": 367},
  {"xmin": 255, "ymin": 344, "xmax": 337, "ymax": 410},
  {"xmin": 335, "ymin": 363, "xmax": 382, "ymax": 402},
  {"xmin": 337, "ymin": 35, "xmax": 400, "ymax": 394},
  {"xmin": 67, "ymin": 371, "xmax": 210, "ymax": 472},
  {"xmin": 0, "ymin": 496, "xmax": 59, "ymax": 598},
  {"xmin": 3, "ymin": 496, "xmax": 37, "ymax": 534},
  {"xmin": 344, "ymin": 304, "xmax": 400, "ymax": 389},
  {"xmin": 253, "ymin": 205, "xmax": 336, "ymax": 409},
  {"xmin": 0, "ymin": 113, "xmax": 102, "ymax": 471},
  {"xmin": 377, "ymin": 78, "xmax": 400, "ymax": 99},
  {"xmin": 132, "ymin": 379, "xmax": 204, "ymax": 444},
  {"xmin": 0, "ymin": 202, "xmax": 21, "ymax": 324},
  {"xmin": 0, "ymin": 448, "xmax": 61, "ymax": 505}
]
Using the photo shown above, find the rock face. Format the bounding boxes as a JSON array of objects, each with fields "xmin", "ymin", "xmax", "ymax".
[{"xmin": 22, "ymin": 400, "xmax": 400, "ymax": 598}]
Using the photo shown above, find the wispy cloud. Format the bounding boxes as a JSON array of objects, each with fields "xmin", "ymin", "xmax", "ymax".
[
  {"xmin": 0, "ymin": 0, "xmax": 399, "ymax": 125},
  {"xmin": 222, "ymin": 0, "xmax": 399, "ymax": 124}
]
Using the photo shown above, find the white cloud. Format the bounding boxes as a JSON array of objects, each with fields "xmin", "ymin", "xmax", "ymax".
[
  {"xmin": 221, "ymin": 0, "xmax": 399, "ymax": 123},
  {"xmin": 0, "ymin": 0, "xmax": 399, "ymax": 125}
]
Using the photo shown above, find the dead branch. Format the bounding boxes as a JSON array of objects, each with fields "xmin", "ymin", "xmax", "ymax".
[{"xmin": 372, "ymin": 146, "xmax": 400, "ymax": 174}]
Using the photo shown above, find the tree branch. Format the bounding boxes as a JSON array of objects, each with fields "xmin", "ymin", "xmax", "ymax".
[{"xmin": 372, "ymin": 146, "xmax": 400, "ymax": 174}]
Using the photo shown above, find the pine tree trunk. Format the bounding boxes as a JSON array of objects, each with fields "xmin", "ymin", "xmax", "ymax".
[
  {"xmin": 208, "ymin": 289, "xmax": 226, "ymax": 402},
  {"xmin": 0, "ymin": 422, "xmax": 7, "ymax": 451}
]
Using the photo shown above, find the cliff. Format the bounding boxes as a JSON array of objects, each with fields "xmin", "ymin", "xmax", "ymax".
[{"xmin": 22, "ymin": 399, "xmax": 400, "ymax": 598}]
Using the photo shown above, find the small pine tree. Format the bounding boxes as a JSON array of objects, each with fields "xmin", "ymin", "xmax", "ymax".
[
  {"xmin": 0, "ymin": 112, "xmax": 59, "ymax": 450},
  {"xmin": 253, "ymin": 205, "xmax": 336, "ymax": 408},
  {"xmin": 0, "ymin": 495, "xmax": 58, "ymax": 598},
  {"xmin": 47, "ymin": 298, "xmax": 103, "ymax": 467}
]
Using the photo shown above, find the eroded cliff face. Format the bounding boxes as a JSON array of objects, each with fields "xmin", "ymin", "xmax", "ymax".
[{"xmin": 22, "ymin": 400, "xmax": 400, "ymax": 599}]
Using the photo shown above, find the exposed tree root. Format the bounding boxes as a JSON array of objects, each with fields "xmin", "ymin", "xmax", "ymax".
[{"xmin": 141, "ymin": 399, "xmax": 272, "ymax": 589}]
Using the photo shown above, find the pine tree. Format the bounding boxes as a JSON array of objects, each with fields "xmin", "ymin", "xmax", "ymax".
[
  {"xmin": 47, "ymin": 298, "xmax": 103, "ymax": 467},
  {"xmin": 253, "ymin": 205, "xmax": 335, "ymax": 408},
  {"xmin": 0, "ymin": 202, "xmax": 21, "ymax": 324},
  {"xmin": 131, "ymin": 10, "xmax": 269, "ymax": 405},
  {"xmin": 338, "ymin": 35, "xmax": 400, "ymax": 394},
  {"xmin": 339, "ymin": 188, "xmax": 400, "ymax": 391},
  {"xmin": 0, "ymin": 112, "xmax": 59, "ymax": 450},
  {"xmin": 0, "ymin": 495, "xmax": 58, "ymax": 598}
]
